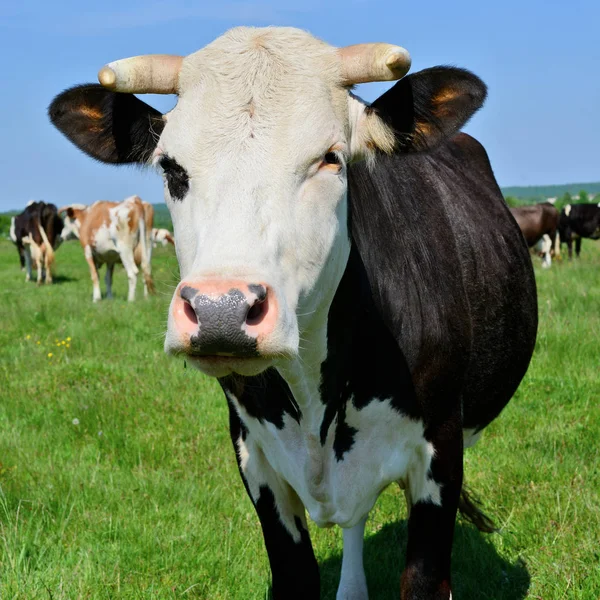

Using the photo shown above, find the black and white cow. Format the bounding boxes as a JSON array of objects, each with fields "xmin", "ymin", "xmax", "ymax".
[
  {"xmin": 558, "ymin": 203, "xmax": 600, "ymax": 259},
  {"xmin": 11, "ymin": 201, "xmax": 64, "ymax": 284},
  {"xmin": 49, "ymin": 27, "xmax": 538, "ymax": 600}
]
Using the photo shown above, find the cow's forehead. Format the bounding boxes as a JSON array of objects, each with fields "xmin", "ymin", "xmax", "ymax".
[
  {"xmin": 166, "ymin": 27, "xmax": 350, "ymax": 152},
  {"xmin": 180, "ymin": 27, "xmax": 342, "ymax": 91}
]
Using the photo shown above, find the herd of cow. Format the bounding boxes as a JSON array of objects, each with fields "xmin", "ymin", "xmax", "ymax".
[
  {"xmin": 5, "ymin": 24, "xmax": 600, "ymax": 600},
  {"xmin": 510, "ymin": 201, "xmax": 600, "ymax": 267},
  {"xmin": 9, "ymin": 195, "xmax": 599, "ymax": 299},
  {"xmin": 9, "ymin": 197, "xmax": 174, "ymax": 298}
]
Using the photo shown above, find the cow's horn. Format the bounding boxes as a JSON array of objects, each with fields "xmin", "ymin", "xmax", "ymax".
[
  {"xmin": 98, "ymin": 54, "xmax": 183, "ymax": 94},
  {"xmin": 339, "ymin": 43, "xmax": 411, "ymax": 85}
]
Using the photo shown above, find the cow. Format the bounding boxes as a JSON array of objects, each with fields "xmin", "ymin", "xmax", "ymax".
[
  {"xmin": 152, "ymin": 227, "xmax": 175, "ymax": 247},
  {"xmin": 58, "ymin": 196, "xmax": 154, "ymax": 301},
  {"xmin": 11, "ymin": 201, "xmax": 64, "ymax": 284},
  {"xmin": 49, "ymin": 27, "xmax": 538, "ymax": 600},
  {"xmin": 509, "ymin": 202, "xmax": 560, "ymax": 267},
  {"xmin": 558, "ymin": 203, "xmax": 600, "ymax": 259}
]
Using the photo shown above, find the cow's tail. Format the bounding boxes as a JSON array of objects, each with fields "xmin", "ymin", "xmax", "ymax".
[
  {"xmin": 458, "ymin": 485, "xmax": 496, "ymax": 533},
  {"xmin": 137, "ymin": 209, "xmax": 155, "ymax": 295},
  {"xmin": 36, "ymin": 216, "xmax": 55, "ymax": 273}
]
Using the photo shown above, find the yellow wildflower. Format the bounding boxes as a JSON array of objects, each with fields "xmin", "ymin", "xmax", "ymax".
[
  {"xmin": 61, "ymin": 341, "xmax": 66, "ymax": 345},
  {"xmin": 36, "ymin": 341, "xmax": 41, "ymax": 345},
  {"xmin": 26, "ymin": 335, "xmax": 31, "ymax": 340},
  {"xmin": 47, "ymin": 353, "xmax": 53, "ymax": 358},
  {"xmin": 66, "ymin": 337, "xmax": 71, "ymax": 341},
  {"xmin": 66, "ymin": 344, "xmax": 70, "ymax": 349}
]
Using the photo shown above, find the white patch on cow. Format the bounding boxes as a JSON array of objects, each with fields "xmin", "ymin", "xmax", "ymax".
[
  {"xmin": 229, "ymin": 390, "xmax": 440, "ymax": 530},
  {"xmin": 533, "ymin": 234, "xmax": 552, "ymax": 268},
  {"xmin": 61, "ymin": 214, "xmax": 82, "ymax": 241},
  {"xmin": 565, "ymin": 204, "xmax": 572, "ymax": 217},
  {"xmin": 234, "ymin": 427, "xmax": 304, "ymax": 543},
  {"xmin": 336, "ymin": 515, "xmax": 368, "ymax": 600},
  {"xmin": 9, "ymin": 217, "xmax": 16, "ymax": 243}
]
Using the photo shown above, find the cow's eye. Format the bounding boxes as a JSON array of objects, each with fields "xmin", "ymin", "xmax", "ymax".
[
  {"xmin": 323, "ymin": 152, "xmax": 341, "ymax": 165},
  {"xmin": 160, "ymin": 156, "xmax": 189, "ymax": 201}
]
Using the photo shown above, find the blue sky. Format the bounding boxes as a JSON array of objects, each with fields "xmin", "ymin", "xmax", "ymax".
[{"xmin": 1, "ymin": 0, "xmax": 599, "ymax": 211}]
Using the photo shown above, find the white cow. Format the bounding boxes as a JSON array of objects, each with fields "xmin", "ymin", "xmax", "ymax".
[{"xmin": 50, "ymin": 27, "xmax": 539, "ymax": 600}]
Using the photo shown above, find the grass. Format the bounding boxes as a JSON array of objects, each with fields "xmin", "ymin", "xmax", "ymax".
[{"xmin": 0, "ymin": 237, "xmax": 598, "ymax": 599}]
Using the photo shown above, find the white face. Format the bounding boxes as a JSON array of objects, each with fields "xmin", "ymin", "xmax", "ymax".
[
  {"xmin": 160, "ymin": 29, "xmax": 391, "ymax": 377},
  {"xmin": 61, "ymin": 215, "xmax": 80, "ymax": 241}
]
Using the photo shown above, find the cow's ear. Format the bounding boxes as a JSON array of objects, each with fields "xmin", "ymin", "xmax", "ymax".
[
  {"xmin": 354, "ymin": 67, "xmax": 487, "ymax": 156},
  {"xmin": 48, "ymin": 84, "xmax": 164, "ymax": 164}
]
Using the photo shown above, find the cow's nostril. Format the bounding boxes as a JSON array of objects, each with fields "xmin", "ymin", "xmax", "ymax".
[
  {"xmin": 183, "ymin": 299, "xmax": 198, "ymax": 325},
  {"xmin": 246, "ymin": 296, "xmax": 268, "ymax": 326}
]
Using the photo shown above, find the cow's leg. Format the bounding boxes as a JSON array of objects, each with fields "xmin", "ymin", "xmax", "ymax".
[
  {"xmin": 84, "ymin": 245, "xmax": 102, "ymax": 302},
  {"xmin": 336, "ymin": 516, "xmax": 368, "ymax": 600},
  {"xmin": 105, "ymin": 263, "xmax": 115, "ymax": 299},
  {"xmin": 118, "ymin": 248, "xmax": 138, "ymax": 302},
  {"xmin": 44, "ymin": 247, "xmax": 53, "ymax": 284},
  {"xmin": 541, "ymin": 234, "xmax": 552, "ymax": 268},
  {"xmin": 401, "ymin": 421, "xmax": 462, "ymax": 600},
  {"xmin": 226, "ymin": 400, "xmax": 320, "ymax": 600},
  {"xmin": 17, "ymin": 243, "xmax": 25, "ymax": 270},
  {"xmin": 24, "ymin": 246, "xmax": 32, "ymax": 282},
  {"xmin": 575, "ymin": 237, "xmax": 582, "ymax": 258},
  {"xmin": 34, "ymin": 246, "xmax": 43, "ymax": 286},
  {"xmin": 565, "ymin": 233, "xmax": 573, "ymax": 260}
]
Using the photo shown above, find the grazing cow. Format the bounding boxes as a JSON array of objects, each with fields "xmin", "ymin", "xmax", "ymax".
[
  {"xmin": 152, "ymin": 227, "xmax": 175, "ymax": 247},
  {"xmin": 558, "ymin": 203, "xmax": 600, "ymax": 259},
  {"xmin": 11, "ymin": 201, "xmax": 63, "ymax": 284},
  {"xmin": 50, "ymin": 27, "xmax": 538, "ymax": 600},
  {"xmin": 509, "ymin": 202, "xmax": 560, "ymax": 267},
  {"xmin": 59, "ymin": 196, "xmax": 153, "ymax": 301}
]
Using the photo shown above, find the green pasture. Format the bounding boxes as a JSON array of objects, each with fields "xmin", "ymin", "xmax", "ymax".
[{"xmin": 0, "ymin": 237, "xmax": 598, "ymax": 599}]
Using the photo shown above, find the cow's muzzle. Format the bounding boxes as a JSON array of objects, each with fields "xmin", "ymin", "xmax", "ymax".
[{"xmin": 168, "ymin": 279, "xmax": 280, "ymax": 373}]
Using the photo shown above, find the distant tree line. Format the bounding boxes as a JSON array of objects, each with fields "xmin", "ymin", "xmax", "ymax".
[{"xmin": 502, "ymin": 181, "xmax": 600, "ymax": 200}]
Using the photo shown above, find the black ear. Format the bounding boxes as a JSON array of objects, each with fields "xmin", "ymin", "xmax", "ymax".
[
  {"xmin": 48, "ymin": 84, "xmax": 164, "ymax": 164},
  {"xmin": 370, "ymin": 66, "xmax": 487, "ymax": 152}
]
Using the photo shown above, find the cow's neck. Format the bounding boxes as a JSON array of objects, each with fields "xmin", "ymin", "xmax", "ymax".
[{"xmin": 274, "ymin": 242, "xmax": 365, "ymax": 428}]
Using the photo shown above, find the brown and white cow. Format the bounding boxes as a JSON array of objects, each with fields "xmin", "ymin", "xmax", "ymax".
[
  {"xmin": 152, "ymin": 227, "xmax": 175, "ymax": 247},
  {"xmin": 60, "ymin": 196, "xmax": 154, "ymax": 301},
  {"xmin": 50, "ymin": 27, "xmax": 537, "ymax": 600}
]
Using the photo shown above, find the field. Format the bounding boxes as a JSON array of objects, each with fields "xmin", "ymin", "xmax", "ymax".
[{"xmin": 0, "ymin": 237, "xmax": 598, "ymax": 600}]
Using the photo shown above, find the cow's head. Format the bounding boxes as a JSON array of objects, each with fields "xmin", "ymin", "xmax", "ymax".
[
  {"xmin": 49, "ymin": 27, "xmax": 485, "ymax": 377},
  {"xmin": 58, "ymin": 205, "xmax": 87, "ymax": 241}
]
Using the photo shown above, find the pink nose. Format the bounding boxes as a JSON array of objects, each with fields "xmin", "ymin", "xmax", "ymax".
[{"xmin": 171, "ymin": 280, "xmax": 278, "ymax": 356}]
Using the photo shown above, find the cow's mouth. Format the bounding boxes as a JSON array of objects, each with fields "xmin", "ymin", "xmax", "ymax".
[{"xmin": 185, "ymin": 354, "xmax": 272, "ymax": 377}]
